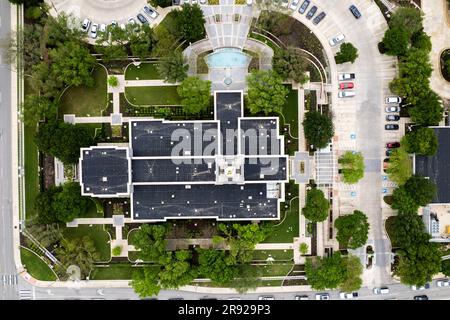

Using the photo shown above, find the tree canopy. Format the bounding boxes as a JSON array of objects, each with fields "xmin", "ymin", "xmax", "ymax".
[
  {"xmin": 334, "ymin": 210, "xmax": 369, "ymax": 249},
  {"xmin": 132, "ymin": 224, "xmax": 168, "ymax": 262},
  {"xmin": 22, "ymin": 94, "xmax": 58, "ymax": 126},
  {"xmin": 302, "ymin": 188, "xmax": 330, "ymax": 222},
  {"xmin": 338, "ymin": 151, "xmax": 365, "ymax": 184},
  {"xmin": 173, "ymin": 4, "xmax": 206, "ymax": 43},
  {"xmin": 442, "ymin": 259, "xmax": 450, "ymax": 277},
  {"xmin": 157, "ymin": 50, "xmax": 189, "ymax": 84},
  {"xmin": 382, "ymin": 27, "xmax": 410, "ymax": 56},
  {"xmin": 177, "ymin": 77, "xmax": 211, "ymax": 114},
  {"xmin": 130, "ymin": 267, "xmax": 161, "ymax": 298},
  {"xmin": 408, "ymin": 89, "xmax": 443, "ymax": 126},
  {"xmin": 334, "ymin": 43, "xmax": 359, "ymax": 64},
  {"xmin": 158, "ymin": 250, "xmax": 197, "ymax": 289},
  {"xmin": 391, "ymin": 186, "xmax": 420, "ymax": 214},
  {"xmin": 411, "ymin": 30, "xmax": 432, "ymax": 52},
  {"xmin": 404, "ymin": 127, "xmax": 438, "ymax": 156},
  {"xmin": 246, "ymin": 70, "xmax": 288, "ymax": 115},
  {"xmin": 197, "ymin": 249, "xmax": 238, "ymax": 285},
  {"xmin": 389, "ymin": 7, "xmax": 423, "ymax": 38},
  {"xmin": 34, "ymin": 121, "xmax": 94, "ymax": 164},
  {"xmin": 305, "ymin": 253, "xmax": 347, "ymax": 290},
  {"xmin": 273, "ymin": 47, "xmax": 309, "ymax": 84},
  {"xmin": 302, "ymin": 111, "xmax": 334, "ymax": 150},
  {"xmin": 386, "ymin": 147, "xmax": 412, "ymax": 186},
  {"xmin": 52, "ymin": 182, "xmax": 91, "ymax": 222},
  {"xmin": 403, "ymin": 175, "xmax": 437, "ymax": 207},
  {"xmin": 390, "ymin": 213, "xmax": 430, "ymax": 248},
  {"xmin": 339, "ymin": 255, "xmax": 363, "ymax": 292}
]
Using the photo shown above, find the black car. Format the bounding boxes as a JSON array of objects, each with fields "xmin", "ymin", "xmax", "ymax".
[
  {"xmin": 414, "ymin": 295, "xmax": 428, "ymax": 300},
  {"xmin": 298, "ymin": 0, "xmax": 310, "ymax": 14},
  {"xmin": 386, "ymin": 115, "xmax": 400, "ymax": 121},
  {"xmin": 137, "ymin": 13, "xmax": 148, "ymax": 24},
  {"xmin": 385, "ymin": 124, "xmax": 399, "ymax": 130},
  {"xmin": 386, "ymin": 149, "xmax": 393, "ymax": 157},
  {"xmin": 349, "ymin": 5, "xmax": 361, "ymax": 19},
  {"xmin": 306, "ymin": 5, "xmax": 317, "ymax": 20},
  {"xmin": 313, "ymin": 12, "xmax": 326, "ymax": 25}
]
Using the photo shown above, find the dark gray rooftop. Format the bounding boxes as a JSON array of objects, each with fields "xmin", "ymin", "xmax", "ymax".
[
  {"xmin": 133, "ymin": 183, "xmax": 280, "ymax": 220},
  {"xmin": 244, "ymin": 157, "xmax": 288, "ymax": 181},
  {"xmin": 215, "ymin": 92, "xmax": 242, "ymax": 156},
  {"xmin": 132, "ymin": 158, "xmax": 216, "ymax": 183},
  {"xmin": 81, "ymin": 148, "xmax": 129, "ymax": 195},
  {"xmin": 415, "ymin": 127, "xmax": 450, "ymax": 203},
  {"xmin": 131, "ymin": 120, "xmax": 219, "ymax": 157},
  {"xmin": 240, "ymin": 119, "xmax": 281, "ymax": 155}
]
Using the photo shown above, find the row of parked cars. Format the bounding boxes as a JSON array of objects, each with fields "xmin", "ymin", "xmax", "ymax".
[
  {"xmin": 384, "ymin": 96, "xmax": 402, "ymax": 130},
  {"xmin": 337, "ymin": 73, "xmax": 356, "ymax": 98},
  {"xmin": 289, "ymin": 0, "xmax": 326, "ymax": 25},
  {"xmin": 80, "ymin": 5, "xmax": 159, "ymax": 38}
]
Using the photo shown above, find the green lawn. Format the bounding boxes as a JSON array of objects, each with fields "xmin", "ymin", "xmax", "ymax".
[
  {"xmin": 282, "ymin": 85, "xmax": 298, "ymax": 139},
  {"xmin": 125, "ymin": 86, "xmax": 181, "ymax": 106},
  {"xmin": 63, "ymin": 225, "xmax": 111, "ymax": 262},
  {"xmin": 59, "ymin": 65, "xmax": 108, "ymax": 117},
  {"xmin": 253, "ymin": 263, "xmax": 294, "ymax": 276},
  {"xmin": 155, "ymin": 11, "xmax": 178, "ymax": 35},
  {"xmin": 90, "ymin": 264, "xmax": 138, "ymax": 280},
  {"xmin": 83, "ymin": 199, "xmax": 104, "ymax": 218},
  {"xmin": 20, "ymin": 247, "xmax": 57, "ymax": 281},
  {"xmin": 252, "ymin": 250, "xmax": 293, "ymax": 261},
  {"xmin": 125, "ymin": 63, "xmax": 161, "ymax": 80},
  {"xmin": 74, "ymin": 123, "xmax": 103, "ymax": 140}
]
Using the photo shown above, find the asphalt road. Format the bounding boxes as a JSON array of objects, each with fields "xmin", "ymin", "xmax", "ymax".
[{"xmin": 0, "ymin": 0, "xmax": 18, "ymax": 301}]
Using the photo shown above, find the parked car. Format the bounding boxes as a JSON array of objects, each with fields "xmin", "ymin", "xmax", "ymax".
[
  {"xmin": 413, "ymin": 295, "xmax": 428, "ymax": 300},
  {"xmin": 99, "ymin": 24, "xmax": 106, "ymax": 33},
  {"xmin": 313, "ymin": 12, "xmax": 326, "ymax": 25},
  {"xmin": 386, "ymin": 149, "xmax": 394, "ymax": 156},
  {"xmin": 120, "ymin": 23, "xmax": 126, "ymax": 30},
  {"xmin": 89, "ymin": 23, "xmax": 98, "ymax": 38},
  {"xmin": 373, "ymin": 287, "xmax": 390, "ymax": 295},
  {"xmin": 298, "ymin": 0, "xmax": 310, "ymax": 14},
  {"xmin": 81, "ymin": 18, "xmax": 91, "ymax": 32},
  {"xmin": 295, "ymin": 295, "xmax": 309, "ymax": 300},
  {"xmin": 386, "ymin": 142, "xmax": 400, "ymax": 148},
  {"xmin": 192, "ymin": 0, "xmax": 198, "ymax": 4},
  {"xmin": 385, "ymin": 106, "xmax": 400, "ymax": 113},
  {"xmin": 200, "ymin": 0, "xmax": 208, "ymax": 4},
  {"xmin": 137, "ymin": 13, "xmax": 149, "ymax": 24},
  {"xmin": 246, "ymin": 0, "xmax": 252, "ymax": 5},
  {"xmin": 329, "ymin": 33, "xmax": 345, "ymax": 47},
  {"xmin": 315, "ymin": 293, "xmax": 330, "ymax": 300},
  {"xmin": 436, "ymin": 279, "xmax": 449, "ymax": 287},
  {"xmin": 386, "ymin": 115, "xmax": 400, "ymax": 121},
  {"xmin": 258, "ymin": 296, "xmax": 275, "ymax": 300},
  {"xmin": 385, "ymin": 96, "xmax": 402, "ymax": 104},
  {"xmin": 385, "ymin": 124, "xmax": 399, "ymax": 130},
  {"xmin": 128, "ymin": 17, "xmax": 136, "ymax": 24},
  {"xmin": 338, "ymin": 73, "xmax": 355, "ymax": 81},
  {"xmin": 340, "ymin": 292, "xmax": 358, "ymax": 299},
  {"xmin": 349, "ymin": 4, "xmax": 361, "ymax": 19},
  {"xmin": 338, "ymin": 90, "xmax": 356, "ymax": 98},
  {"xmin": 289, "ymin": 0, "xmax": 300, "ymax": 10},
  {"xmin": 339, "ymin": 82, "xmax": 354, "ymax": 89},
  {"xmin": 411, "ymin": 283, "xmax": 430, "ymax": 290},
  {"xmin": 280, "ymin": 0, "xmax": 289, "ymax": 8},
  {"xmin": 306, "ymin": 5, "xmax": 317, "ymax": 19},
  {"xmin": 143, "ymin": 5, "xmax": 158, "ymax": 19},
  {"xmin": 111, "ymin": 20, "xmax": 118, "ymax": 27}
]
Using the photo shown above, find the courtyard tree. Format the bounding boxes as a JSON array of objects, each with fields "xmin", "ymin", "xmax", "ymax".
[
  {"xmin": 302, "ymin": 111, "xmax": 334, "ymax": 149},
  {"xmin": 334, "ymin": 43, "xmax": 359, "ymax": 64},
  {"xmin": 411, "ymin": 30, "xmax": 432, "ymax": 52},
  {"xmin": 386, "ymin": 147, "xmax": 412, "ymax": 185},
  {"xmin": 273, "ymin": 47, "xmax": 309, "ymax": 84},
  {"xmin": 22, "ymin": 94, "xmax": 58, "ymax": 126},
  {"xmin": 391, "ymin": 186, "xmax": 420, "ymax": 214},
  {"xmin": 34, "ymin": 185, "xmax": 63, "ymax": 224},
  {"xmin": 131, "ymin": 267, "xmax": 161, "ymax": 298},
  {"xmin": 408, "ymin": 90, "xmax": 443, "ymax": 126},
  {"xmin": 305, "ymin": 252, "xmax": 347, "ymax": 290},
  {"xmin": 129, "ymin": 24, "xmax": 156, "ymax": 59},
  {"xmin": 442, "ymin": 259, "xmax": 450, "ymax": 277},
  {"xmin": 382, "ymin": 27, "xmax": 410, "ymax": 56},
  {"xmin": 196, "ymin": 249, "xmax": 238, "ymax": 285},
  {"xmin": 132, "ymin": 224, "xmax": 168, "ymax": 261},
  {"xmin": 227, "ymin": 264, "xmax": 262, "ymax": 294},
  {"xmin": 404, "ymin": 127, "xmax": 438, "ymax": 156},
  {"xmin": 158, "ymin": 250, "xmax": 197, "ymax": 289},
  {"xmin": 157, "ymin": 50, "xmax": 189, "ymax": 83},
  {"xmin": 390, "ymin": 213, "xmax": 430, "ymax": 248},
  {"xmin": 389, "ymin": 7, "xmax": 423, "ymax": 38},
  {"xmin": 302, "ymin": 188, "xmax": 330, "ymax": 222},
  {"xmin": 299, "ymin": 243, "xmax": 309, "ymax": 256},
  {"xmin": 24, "ymin": 223, "xmax": 62, "ymax": 249},
  {"xmin": 148, "ymin": 0, "xmax": 173, "ymax": 7},
  {"xmin": 177, "ymin": 77, "xmax": 211, "ymax": 114},
  {"xmin": 339, "ymin": 255, "xmax": 363, "ymax": 292},
  {"xmin": 55, "ymin": 236, "xmax": 100, "ymax": 280},
  {"xmin": 403, "ymin": 175, "xmax": 437, "ymax": 207},
  {"xmin": 34, "ymin": 121, "xmax": 94, "ymax": 164},
  {"xmin": 338, "ymin": 151, "xmax": 365, "ymax": 184},
  {"xmin": 52, "ymin": 182, "xmax": 91, "ymax": 222},
  {"xmin": 334, "ymin": 210, "xmax": 369, "ymax": 249},
  {"xmin": 173, "ymin": 4, "xmax": 206, "ymax": 42},
  {"xmin": 246, "ymin": 70, "xmax": 289, "ymax": 115}
]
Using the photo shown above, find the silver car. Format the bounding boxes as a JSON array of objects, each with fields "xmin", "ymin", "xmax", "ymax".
[
  {"xmin": 385, "ymin": 106, "xmax": 400, "ymax": 113},
  {"xmin": 90, "ymin": 23, "xmax": 98, "ymax": 38}
]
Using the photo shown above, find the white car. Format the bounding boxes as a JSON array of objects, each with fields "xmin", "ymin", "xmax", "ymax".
[
  {"xmin": 246, "ymin": 0, "xmax": 253, "ymax": 5},
  {"xmin": 295, "ymin": 295, "xmax": 309, "ymax": 300},
  {"xmin": 411, "ymin": 283, "xmax": 430, "ymax": 290},
  {"xmin": 143, "ymin": 5, "xmax": 158, "ymax": 19},
  {"xmin": 200, "ymin": 0, "xmax": 207, "ymax": 4},
  {"xmin": 338, "ymin": 90, "xmax": 356, "ymax": 98},
  {"xmin": 385, "ymin": 96, "xmax": 402, "ymax": 104},
  {"xmin": 329, "ymin": 34, "xmax": 345, "ymax": 47},
  {"xmin": 385, "ymin": 106, "xmax": 400, "ymax": 113},
  {"xmin": 90, "ymin": 23, "xmax": 98, "ymax": 38},
  {"xmin": 340, "ymin": 292, "xmax": 358, "ymax": 299},
  {"xmin": 280, "ymin": 0, "xmax": 289, "ymax": 7},
  {"xmin": 81, "ymin": 18, "xmax": 91, "ymax": 32},
  {"xmin": 99, "ymin": 24, "xmax": 106, "ymax": 33},
  {"xmin": 338, "ymin": 73, "xmax": 355, "ymax": 81},
  {"xmin": 373, "ymin": 287, "xmax": 390, "ymax": 294},
  {"xmin": 315, "ymin": 293, "xmax": 330, "ymax": 300},
  {"xmin": 437, "ymin": 279, "xmax": 449, "ymax": 287},
  {"xmin": 258, "ymin": 296, "xmax": 275, "ymax": 300},
  {"xmin": 289, "ymin": 0, "xmax": 300, "ymax": 10}
]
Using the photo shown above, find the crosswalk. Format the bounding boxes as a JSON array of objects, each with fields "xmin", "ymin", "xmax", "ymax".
[{"xmin": 1, "ymin": 274, "xmax": 18, "ymax": 286}]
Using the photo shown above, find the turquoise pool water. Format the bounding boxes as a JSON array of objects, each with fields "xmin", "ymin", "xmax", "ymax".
[{"xmin": 205, "ymin": 48, "xmax": 251, "ymax": 68}]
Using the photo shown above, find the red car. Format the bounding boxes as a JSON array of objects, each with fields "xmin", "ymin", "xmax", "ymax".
[
  {"xmin": 386, "ymin": 142, "xmax": 400, "ymax": 148},
  {"xmin": 339, "ymin": 82, "xmax": 354, "ymax": 89}
]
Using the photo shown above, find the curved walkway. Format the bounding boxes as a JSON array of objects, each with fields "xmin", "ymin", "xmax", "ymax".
[{"xmin": 423, "ymin": 0, "xmax": 450, "ymax": 99}]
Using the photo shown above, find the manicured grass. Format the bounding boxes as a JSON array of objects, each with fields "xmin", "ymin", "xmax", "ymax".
[
  {"xmin": 253, "ymin": 263, "xmax": 294, "ymax": 276},
  {"xmin": 90, "ymin": 264, "xmax": 137, "ymax": 280},
  {"xmin": 125, "ymin": 63, "xmax": 161, "ymax": 80},
  {"xmin": 63, "ymin": 225, "xmax": 111, "ymax": 262},
  {"xmin": 59, "ymin": 65, "xmax": 108, "ymax": 117},
  {"xmin": 282, "ymin": 85, "xmax": 298, "ymax": 138},
  {"xmin": 155, "ymin": 11, "xmax": 178, "ymax": 35},
  {"xmin": 252, "ymin": 250, "xmax": 294, "ymax": 261},
  {"xmin": 20, "ymin": 247, "xmax": 57, "ymax": 281},
  {"xmin": 125, "ymin": 86, "xmax": 181, "ymax": 106},
  {"xmin": 74, "ymin": 123, "xmax": 103, "ymax": 140}
]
